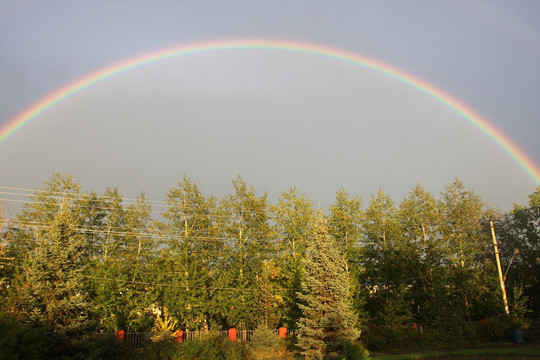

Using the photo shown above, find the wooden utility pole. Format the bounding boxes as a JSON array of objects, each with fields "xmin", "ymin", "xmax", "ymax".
[{"xmin": 490, "ymin": 221, "xmax": 510, "ymax": 314}]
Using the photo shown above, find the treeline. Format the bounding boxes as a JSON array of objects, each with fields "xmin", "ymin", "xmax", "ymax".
[{"xmin": 0, "ymin": 173, "xmax": 539, "ymax": 338}]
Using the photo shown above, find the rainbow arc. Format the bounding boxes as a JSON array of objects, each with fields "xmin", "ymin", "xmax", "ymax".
[{"xmin": 1, "ymin": 39, "xmax": 539, "ymax": 184}]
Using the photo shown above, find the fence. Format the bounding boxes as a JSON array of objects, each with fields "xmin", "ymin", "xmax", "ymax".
[
  {"xmin": 360, "ymin": 319, "xmax": 540, "ymax": 351},
  {"xmin": 180, "ymin": 329, "xmax": 272, "ymax": 342},
  {"xmin": 123, "ymin": 332, "xmax": 149, "ymax": 351},
  {"xmin": 107, "ymin": 327, "xmax": 295, "ymax": 352},
  {"xmin": 95, "ymin": 331, "xmax": 149, "ymax": 352}
]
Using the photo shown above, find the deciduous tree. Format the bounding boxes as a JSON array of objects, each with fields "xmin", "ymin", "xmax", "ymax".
[
  {"xmin": 10, "ymin": 203, "xmax": 92, "ymax": 338},
  {"xmin": 272, "ymin": 187, "xmax": 315, "ymax": 327}
]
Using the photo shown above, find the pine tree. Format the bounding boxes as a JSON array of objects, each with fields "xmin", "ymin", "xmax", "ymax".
[{"xmin": 297, "ymin": 213, "xmax": 360, "ymax": 360}]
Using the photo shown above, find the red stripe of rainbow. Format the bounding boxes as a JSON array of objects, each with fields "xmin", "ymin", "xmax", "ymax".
[{"xmin": 1, "ymin": 39, "xmax": 539, "ymax": 184}]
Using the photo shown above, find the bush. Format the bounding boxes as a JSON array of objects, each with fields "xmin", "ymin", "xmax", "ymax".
[
  {"xmin": 177, "ymin": 335, "xmax": 224, "ymax": 360},
  {"xmin": 222, "ymin": 338, "xmax": 252, "ymax": 360},
  {"xmin": 342, "ymin": 341, "xmax": 369, "ymax": 360},
  {"xmin": 249, "ymin": 325, "xmax": 285, "ymax": 359},
  {"xmin": 0, "ymin": 313, "xmax": 48, "ymax": 360},
  {"xmin": 479, "ymin": 316, "xmax": 513, "ymax": 342},
  {"xmin": 138, "ymin": 338, "xmax": 178, "ymax": 360},
  {"xmin": 139, "ymin": 333, "xmax": 252, "ymax": 360},
  {"xmin": 53, "ymin": 334, "xmax": 128, "ymax": 360}
]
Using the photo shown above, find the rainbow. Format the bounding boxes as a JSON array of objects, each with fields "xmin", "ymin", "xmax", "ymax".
[{"xmin": 1, "ymin": 38, "xmax": 539, "ymax": 184}]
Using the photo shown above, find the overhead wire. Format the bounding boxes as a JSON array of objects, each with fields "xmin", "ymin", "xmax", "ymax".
[
  {"xmin": 0, "ymin": 195, "xmax": 166, "ymax": 216},
  {"xmin": 0, "ymin": 194, "xmax": 280, "ymax": 219},
  {"xmin": 4, "ymin": 220, "xmax": 283, "ymax": 243},
  {"xmin": 0, "ymin": 185, "xmax": 168, "ymax": 206},
  {"xmin": 0, "ymin": 184, "xmax": 319, "ymax": 219}
]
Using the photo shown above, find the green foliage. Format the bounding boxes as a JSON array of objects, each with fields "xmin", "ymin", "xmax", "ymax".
[
  {"xmin": 327, "ymin": 188, "xmax": 362, "ymax": 262},
  {"xmin": 361, "ymin": 190, "xmax": 410, "ymax": 327},
  {"xmin": 4, "ymin": 173, "xmax": 540, "ymax": 355},
  {"xmin": 157, "ymin": 175, "xmax": 222, "ymax": 330},
  {"xmin": 141, "ymin": 334, "xmax": 252, "ymax": 360},
  {"xmin": 0, "ymin": 312, "xmax": 48, "ymax": 360},
  {"xmin": 0, "ymin": 312, "xmax": 127, "ymax": 360},
  {"xmin": 177, "ymin": 336, "xmax": 225, "ymax": 360},
  {"xmin": 509, "ymin": 284, "xmax": 531, "ymax": 329},
  {"xmin": 477, "ymin": 317, "xmax": 506, "ymax": 342},
  {"xmin": 218, "ymin": 175, "xmax": 275, "ymax": 328},
  {"xmin": 250, "ymin": 324, "xmax": 286, "ymax": 359},
  {"xmin": 9, "ymin": 203, "xmax": 93, "ymax": 336},
  {"xmin": 495, "ymin": 187, "xmax": 540, "ymax": 318},
  {"xmin": 342, "ymin": 341, "xmax": 369, "ymax": 360},
  {"xmin": 361, "ymin": 325, "xmax": 422, "ymax": 352},
  {"xmin": 437, "ymin": 180, "xmax": 495, "ymax": 321},
  {"xmin": 149, "ymin": 305, "xmax": 179, "ymax": 342},
  {"xmin": 220, "ymin": 338, "xmax": 252, "ymax": 360},
  {"xmin": 138, "ymin": 340, "xmax": 179, "ymax": 360},
  {"xmin": 82, "ymin": 188, "xmax": 156, "ymax": 332},
  {"xmin": 271, "ymin": 187, "xmax": 315, "ymax": 328},
  {"xmin": 297, "ymin": 214, "xmax": 360, "ymax": 359},
  {"xmin": 327, "ymin": 189, "xmax": 366, "ymax": 325},
  {"xmin": 50, "ymin": 334, "xmax": 128, "ymax": 360}
]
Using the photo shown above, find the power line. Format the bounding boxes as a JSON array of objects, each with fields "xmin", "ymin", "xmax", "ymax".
[
  {"xmin": 0, "ymin": 184, "xmax": 313, "ymax": 219},
  {"xmin": 0, "ymin": 195, "xmax": 280, "ymax": 220},
  {"xmin": 0, "ymin": 185, "xmax": 168, "ymax": 206},
  {"xmin": 4, "ymin": 220, "xmax": 283, "ymax": 243},
  {"xmin": 0, "ymin": 196, "xmax": 165, "ymax": 216}
]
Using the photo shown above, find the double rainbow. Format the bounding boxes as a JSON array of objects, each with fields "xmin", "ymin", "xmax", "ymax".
[{"xmin": 1, "ymin": 39, "xmax": 539, "ymax": 184}]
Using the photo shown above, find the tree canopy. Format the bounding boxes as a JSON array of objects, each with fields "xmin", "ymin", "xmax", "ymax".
[{"xmin": 1, "ymin": 173, "xmax": 538, "ymax": 353}]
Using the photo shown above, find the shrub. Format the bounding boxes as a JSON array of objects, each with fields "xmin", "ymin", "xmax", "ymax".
[
  {"xmin": 138, "ymin": 339, "xmax": 178, "ymax": 360},
  {"xmin": 479, "ymin": 316, "xmax": 513, "ymax": 342},
  {"xmin": 55, "ymin": 334, "xmax": 128, "ymax": 360},
  {"xmin": 178, "ymin": 335, "xmax": 224, "ymax": 360},
  {"xmin": 222, "ymin": 338, "xmax": 252, "ymax": 360},
  {"xmin": 249, "ymin": 325, "xmax": 285, "ymax": 359},
  {"xmin": 138, "ymin": 331, "xmax": 253, "ymax": 360},
  {"xmin": 0, "ymin": 313, "xmax": 48, "ymax": 360},
  {"xmin": 159, "ymin": 333, "xmax": 251, "ymax": 360},
  {"xmin": 342, "ymin": 341, "xmax": 369, "ymax": 360},
  {"xmin": 149, "ymin": 305, "xmax": 178, "ymax": 343}
]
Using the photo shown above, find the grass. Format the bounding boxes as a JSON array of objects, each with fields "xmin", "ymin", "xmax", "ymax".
[{"xmin": 369, "ymin": 343, "xmax": 540, "ymax": 359}]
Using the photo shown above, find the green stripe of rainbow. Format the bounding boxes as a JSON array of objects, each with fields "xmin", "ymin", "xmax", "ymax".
[{"xmin": 1, "ymin": 39, "xmax": 539, "ymax": 184}]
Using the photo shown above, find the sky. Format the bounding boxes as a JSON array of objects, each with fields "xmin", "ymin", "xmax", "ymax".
[{"xmin": 0, "ymin": 0, "xmax": 539, "ymax": 216}]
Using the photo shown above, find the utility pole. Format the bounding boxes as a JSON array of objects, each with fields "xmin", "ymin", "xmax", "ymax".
[{"xmin": 490, "ymin": 221, "xmax": 509, "ymax": 314}]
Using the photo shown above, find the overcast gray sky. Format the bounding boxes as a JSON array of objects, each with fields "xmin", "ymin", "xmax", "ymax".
[{"xmin": 1, "ymin": 0, "xmax": 539, "ymax": 215}]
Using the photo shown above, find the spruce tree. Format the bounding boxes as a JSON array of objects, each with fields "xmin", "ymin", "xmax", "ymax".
[{"xmin": 297, "ymin": 213, "xmax": 360, "ymax": 360}]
